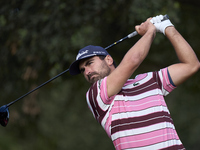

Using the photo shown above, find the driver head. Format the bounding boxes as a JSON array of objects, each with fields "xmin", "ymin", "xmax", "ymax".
[{"xmin": 0, "ymin": 105, "xmax": 9, "ymax": 127}]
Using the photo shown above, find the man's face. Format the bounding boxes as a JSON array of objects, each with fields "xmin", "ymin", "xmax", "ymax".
[{"xmin": 79, "ymin": 56, "xmax": 111, "ymax": 84}]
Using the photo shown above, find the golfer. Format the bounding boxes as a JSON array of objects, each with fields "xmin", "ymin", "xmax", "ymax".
[{"xmin": 69, "ymin": 15, "xmax": 200, "ymax": 150}]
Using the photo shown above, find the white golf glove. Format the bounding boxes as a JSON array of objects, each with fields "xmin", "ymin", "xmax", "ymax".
[{"xmin": 150, "ymin": 15, "xmax": 174, "ymax": 35}]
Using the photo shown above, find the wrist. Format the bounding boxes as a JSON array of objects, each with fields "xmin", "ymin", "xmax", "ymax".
[
  {"xmin": 165, "ymin": 26, "xmax": 177, "ymax": 37},
  {"xmin": 146, "ymin": 27, "xmax": 156, "ymax": 38}
]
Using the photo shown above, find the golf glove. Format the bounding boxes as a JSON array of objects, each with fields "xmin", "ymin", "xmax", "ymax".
[{"xmin": 150, "ymin": 15, "xmax": 174, "ymax": 35}]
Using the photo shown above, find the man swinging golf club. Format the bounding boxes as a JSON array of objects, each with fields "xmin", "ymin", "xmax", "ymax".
[{"xmin": 69, "ymin": 14, "xmax": 200, "ymax": 150}]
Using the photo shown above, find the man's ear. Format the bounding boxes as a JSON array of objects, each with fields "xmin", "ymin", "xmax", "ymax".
[{"xmin": 105, "ymin": 55, "xmax": 114, "ymax": 66}]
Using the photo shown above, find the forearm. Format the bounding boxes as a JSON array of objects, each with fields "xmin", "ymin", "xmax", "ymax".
[
  {"xmin": 166, "ymin": 26, "xmax": 200, "ymax": 86},
  {"xmin": 122, "ymin": 29, "xmax": 156, "ymax": 71},
  {"xmin": 166, "ymin": 27, "xmax": 200, "ymax": 66}
]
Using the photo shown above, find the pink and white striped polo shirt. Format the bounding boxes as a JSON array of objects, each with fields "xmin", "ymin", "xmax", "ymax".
[{"xmin": 86, "ymin": 68, "xmax": 185, "ymax": 150}]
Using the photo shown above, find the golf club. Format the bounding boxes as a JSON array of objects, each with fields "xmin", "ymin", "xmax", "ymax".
[{"xmin": 0, "ymin": 14, "xmax": 169, "ymax": 127}]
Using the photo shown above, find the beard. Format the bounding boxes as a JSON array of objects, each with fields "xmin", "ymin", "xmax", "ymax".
[{"xmin": 87, "ymin": 61, "xmax": 111, "ymax": 84}]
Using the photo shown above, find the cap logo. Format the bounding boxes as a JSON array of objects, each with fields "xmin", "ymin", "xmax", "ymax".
[
  {"xmin": 76, "ymin": 50, "xmax": 89, "ymax": 60},
  {"xmin": 93, "ymin": 51, "xmax": 106, "ymax": 55}
]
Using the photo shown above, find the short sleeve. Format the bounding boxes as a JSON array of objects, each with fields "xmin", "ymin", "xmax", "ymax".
[
  {"xmin": 99, "ymin": 77, "xmax": 115, "ymax": 104},
  {"xmin": 157, "ymin": 67, "xmax": 176, "ymax": 96}
]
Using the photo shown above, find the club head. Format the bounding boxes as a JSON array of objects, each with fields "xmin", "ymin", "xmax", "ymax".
[{"xmin": 0, "ymin": 105, "xmax": 9, "ymax": 127}]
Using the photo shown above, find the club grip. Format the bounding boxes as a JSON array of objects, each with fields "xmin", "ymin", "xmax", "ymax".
[
  {"xmin": 151, "ymin": 14, "xmax": 169, "ymax": 25},
  {"xmin": 162, "ymin": 14, "xmax": 169, "ymax": 22},
  {"xmin": 128, "ymin": 31, "xmax": 138, "ymax": 38}
]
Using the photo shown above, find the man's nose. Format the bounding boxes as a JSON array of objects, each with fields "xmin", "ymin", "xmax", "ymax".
[{"xmin": 85, "ymin": 67, "xmax": 91, "ymax": 75}]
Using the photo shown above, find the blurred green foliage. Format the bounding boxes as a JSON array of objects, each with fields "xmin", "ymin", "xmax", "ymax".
[{"xmin": 0, "ymin": 0, "xmax": 200, "ymax": 150}]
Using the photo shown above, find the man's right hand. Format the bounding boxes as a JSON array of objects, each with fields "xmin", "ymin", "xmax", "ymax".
[{"xmin": 135, "ymin": 18, "xmax": 156, "ymax": 36}]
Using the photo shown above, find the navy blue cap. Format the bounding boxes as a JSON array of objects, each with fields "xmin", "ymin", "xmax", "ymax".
[{"xmin": 69, "ymin": 45, "xmax": 110, "ymax": 75}]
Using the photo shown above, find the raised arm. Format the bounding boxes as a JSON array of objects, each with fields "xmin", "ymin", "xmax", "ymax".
[
  {"xmin": 106, "ymin": 18, "xmax": 156, "ymax": 98},
  {"xmin": 149, "ymin": 15, "xmax": 199, "ymax": 86},
  {"xmin": 166, "ymin": 27, "xmax": 200, "ymax": 86}
]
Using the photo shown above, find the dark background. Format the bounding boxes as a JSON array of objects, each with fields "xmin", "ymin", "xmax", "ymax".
[{"xmin": 0, "ymin": 0, "xmax": 200, "ymax": 149}]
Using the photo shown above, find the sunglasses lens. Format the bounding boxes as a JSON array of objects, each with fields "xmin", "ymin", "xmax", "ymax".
[{"xmin": 0, "ymin": 105, "xmax": 9, "ymax": 127}]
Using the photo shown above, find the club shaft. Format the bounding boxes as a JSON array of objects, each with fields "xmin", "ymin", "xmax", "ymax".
[
  {"xmin": 104, "ymin": 14, "xmax": 169, "ymax": 50},
  {"xmin": 105, "ymin": 31, "xmax": 138, "ymax": 50},
  {"xmin": 6, "ymin": 31, "xmax": 139, "ymax": 107},
  {"xmin": 7, "ymin": 69, "xmax": 69, "ymax": 107}
]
